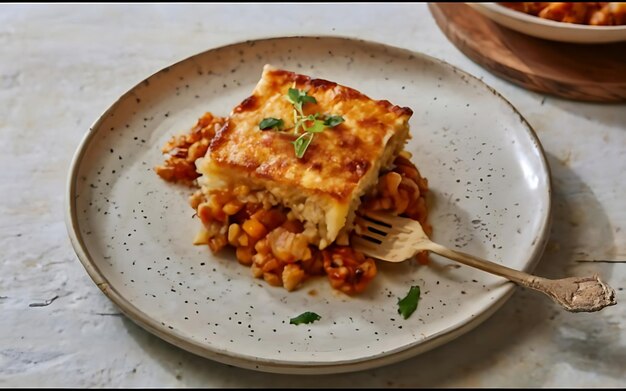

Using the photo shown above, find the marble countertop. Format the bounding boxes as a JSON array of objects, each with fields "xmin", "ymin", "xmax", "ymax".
[{"xmin": 1, "ymin": 3, "xmax": 624, "ymax": 387}]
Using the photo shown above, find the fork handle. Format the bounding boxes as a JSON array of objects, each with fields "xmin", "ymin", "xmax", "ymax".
[{"xmin": 422, "ymin": 241, "xmax": 547, "ymax": 288}]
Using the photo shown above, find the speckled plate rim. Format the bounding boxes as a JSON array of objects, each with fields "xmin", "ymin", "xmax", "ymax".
[{"xmin": 65, "ymin": 34, "xmax": 553, "ymax": 374}]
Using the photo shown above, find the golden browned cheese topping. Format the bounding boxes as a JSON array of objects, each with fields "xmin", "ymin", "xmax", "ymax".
[{"xmin": 208, "ymin": 65, "xmax": 413, "ymax": 201}]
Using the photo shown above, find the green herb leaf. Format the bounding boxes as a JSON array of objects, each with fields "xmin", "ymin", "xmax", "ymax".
[
  {"xmin": 287, "ymin": 88, "xmax": 317, "ymax": 115},
  {"xmin": 301, "ymin": 94, "xmax": 317, "ymax": 105},
  {"xmin": 292, "ymin": 132, "xmax": 314, "ymax": 158},
  {"xmin": 287, "ymin": 88, "xmax": 301, "ymax": 105},
  {"xmin": 304, "ymin": 119, "xmax": 326, "ymax": 133},
  {"xmin": 397, "ymin": 285, "xmax": 420, "ymax": 319},
  {"xmin": 285, "ymin": 87, "xmax": 336, "ymax": 159},
  {"xmin": 259, "ymin": 117, "xmax": 284, "ymax": 131},
  {"xmin": 324, "ymin": 115, "xmax": 344, "ymax": 127},
  {"xmin": 290, "ymin": 311, "xmax": 321, "ymax": 325},
  {"xmin": 287, "ymin": 88, "xmax": 318, "ymax": 105}
]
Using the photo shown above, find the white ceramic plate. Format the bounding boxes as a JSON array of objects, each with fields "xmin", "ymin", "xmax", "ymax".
[
  {"xmin": 66, "ymin": 36, "xmax": 551, "ymax": 374},
  {"xmin": 469, "ymin": 3, "xmax": 626, "ymax": 44}
]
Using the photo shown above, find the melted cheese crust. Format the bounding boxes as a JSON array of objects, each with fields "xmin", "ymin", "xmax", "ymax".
[{"xmin": 198, "ymin": 65, "xmax": 412, "ymax": 246}]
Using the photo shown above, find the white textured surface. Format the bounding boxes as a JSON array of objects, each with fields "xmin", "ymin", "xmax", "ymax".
[{"xmin": 0, "ymin": 3, "xmax": 624, "ymax": 387}]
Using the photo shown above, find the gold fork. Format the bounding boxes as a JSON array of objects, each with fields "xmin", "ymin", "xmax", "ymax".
[{"xmin": 352, "ymin": 212, "xmax": 616, "ymax": 313}]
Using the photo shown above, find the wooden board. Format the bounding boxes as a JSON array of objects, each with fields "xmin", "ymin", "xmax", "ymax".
[{"xmin": 429, "ymin": 3, "xmax": 626, "ymax": 102}]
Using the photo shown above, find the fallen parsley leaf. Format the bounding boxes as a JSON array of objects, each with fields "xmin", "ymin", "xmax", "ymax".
[
  {"xmin": 397, "ymin": 285, "xmax": 420, "ymax": 319},
  {"xmin": 323, "ymin": 115, "xmax": 344, "ymax": 127},
  {"xmin": 290, "ymin": 311, "xmax": 321, "ymax": 325},
  {"xmin": 259, "ymin": 117, "xmax": 284, "ymax": 131}
]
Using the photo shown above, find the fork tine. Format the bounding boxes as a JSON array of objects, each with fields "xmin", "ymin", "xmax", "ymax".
[
  {"xmin": 351, "ymin": 236, "xmax": 381, "ymax": 252},
  {"xmin": 352, "ymin": 236, "xmax": 410, "ymax": 263},
  {"xmin": 359, "ymin": 212, "xmax": 412, "ymax": 234},
  {"xmin": 354, "ymin": 215, "xmax": 387, "ymax": 229},
  {"xmin": 362, "ymin": 211, "xmax": 396, "ymax": 225},
  {"xmin": 354, "ymin": 217, "xmax": 407, "ymax": 241},
  {"xmin": 360, "ymin": 228, "xmax": 387, "ymax": 242}
]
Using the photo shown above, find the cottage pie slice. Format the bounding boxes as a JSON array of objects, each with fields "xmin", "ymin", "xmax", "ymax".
[
  {"xmin": 156, "ymin": 65, "xmax": 430, "ymax": 294},
  {"xmin": 197, "ymin": 64, "xmax": 412, "ymax": 249}
]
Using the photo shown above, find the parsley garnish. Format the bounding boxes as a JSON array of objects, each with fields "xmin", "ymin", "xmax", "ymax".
[
  {"xmin": 256, "ymin": 86, "xmax": 344, "ymax": 159},
  {"xmin": 397, "ymin": 285, "xmax": 420, "ymax": 319},
  {"xmin": 293, "ymin": 132, "xmax": 314, "ymax": 159},
  {"xmin": 259, "ymin": 117, "xmax": 284, "ymax": 131},
  {"xmin": 289, "ymin": 311, "xmax": 321, "ymax": 325},
  {"xmin": 323, "ymin": 115, "xmax": 344, "ymax": 127},
  {"xmin": 287, "ymin": 87, "xmax": 317, "ymax": 115}
]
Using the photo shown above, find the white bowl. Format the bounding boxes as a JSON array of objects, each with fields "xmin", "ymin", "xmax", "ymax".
[{"xmin": 468, "ymin": 2, "xmax": 626, "ymax": 44}]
